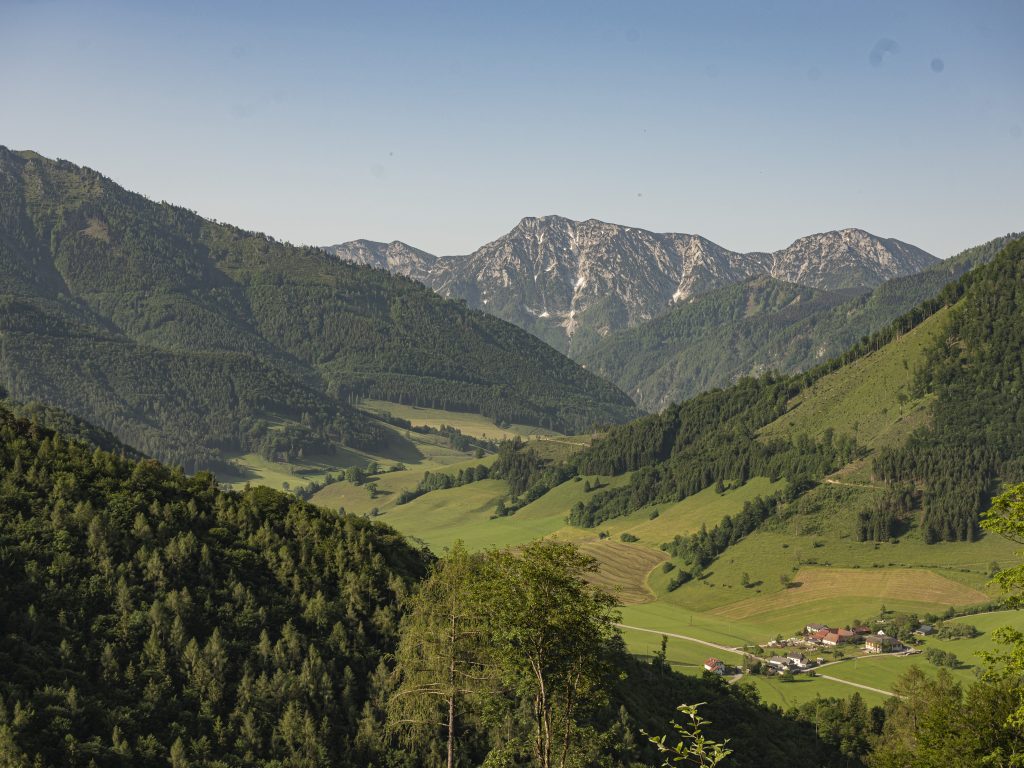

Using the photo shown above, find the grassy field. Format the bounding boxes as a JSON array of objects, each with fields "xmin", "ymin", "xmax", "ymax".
[
  {"xmin": 743, "ymin": 673, "xmax": 889, "ymax": 708},
  {"xmin": 594, "ymin": 477, "xmax": 787, "ymax": 545},
  {"xmin": 357, "ymin": 399, "xmax": 559, "ymax": 441},
  {"xmin": 362, "ymin": 471, "xmax": 779, "ymax": 610},
  {"xmin": 617, "ymin": 624, "xmax": 745, "ymax": 673},
  {"xmin": 576, "ymin": 539, "xmax": 666, "ymax": 605},
  {"xmin": 371, "ymin": 479, "xmax": 512, "ymax": 551},
  {"xmin": 619, "ymin": 602, "xmax": 765, "ymax": 648},
  {"xmin": 373, "ymin": 473, "xmax": 636, "ymax": 554},
  {"xmin": 760, "ymin": 306, "xmax": 951, "ymax": 451},
  {"xmin": 223, "ymin": 420, "xmax": 485, "ymax": 491},
  {"xmin": 618, "ymin": 605, "xmax": 1024, "ymax": 710},
  {"xmin": 710, "ymin": 567, "xmax": 988, "ymax": 623},
  {"xmin": 219, "ymin": 451, "xmax": 342, "ymax": 491},
  {"xmin": 219, "ymin": 399, "xmax": 568, "ymax": 492},
  {"xmin": 270, "ymin": 383, "xmax": 1018, "ymax": 715},
  {"xmin": 310, "ymin": 453, "xmax": 499, "ymax": 516}
]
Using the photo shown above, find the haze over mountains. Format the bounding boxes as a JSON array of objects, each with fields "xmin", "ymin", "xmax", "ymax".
[{"xmin": 326, "ymin": 216, "xmax": 939, "ymax": 355}]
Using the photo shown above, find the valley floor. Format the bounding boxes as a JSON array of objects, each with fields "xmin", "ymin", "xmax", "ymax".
[{"xmin": 250, "ymin": 399, "xmax": 1023, "ymax": 711}]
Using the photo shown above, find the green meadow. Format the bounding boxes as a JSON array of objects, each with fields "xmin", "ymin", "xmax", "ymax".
[
  {"xmin": 225, "ymin": 400, "xmax": 532, "ymax": 491},
  {"xmin": 759, "ymin": 306, "xmax": 951, "ymax": 451},
  {"xmin": 744, "ymin": 673, "xmax": 890, "ymax": 709},
  {"xmin": 822, "ymin": 611, "xmax": 1024, "ymax": 692},
  {"xmin": 356, "ymin": 398, "xmax": 560, "ymax": 441}
]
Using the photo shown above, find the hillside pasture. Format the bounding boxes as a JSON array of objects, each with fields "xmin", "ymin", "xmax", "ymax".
[
  {"xmin": 356, "ymin": 399, "xmax": 560, "ymax": 441},
  {"xmin": 710, "ymin": 567, "xmax": 989, "ymax": 623},
  {"xmin": 225, "ymin": 412, "xmax": 489, "ymax": 491},
  {"xmin": 596, "ymin": 477, "xmax": 787, "ymax": 545},
  {"xmin": 311, "ymin": 453, "xmax": 499, "ymax": 515},
  {"xmin": 371, "ymin": 479, "xmax": 510, "ymax": 551},
  {"xmin": 575, "ymin": 539, "xmax": 666, "ymax": 605},
  {"xmin": 760, "ymin": 306, "xmax": 951, "ymax": 451}
]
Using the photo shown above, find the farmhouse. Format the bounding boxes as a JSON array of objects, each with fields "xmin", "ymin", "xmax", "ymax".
[
  {"xmin": 768, "ymin": 656, "xmax": 792, "ymax": 671},
  {"xmin": 703, "ymin": 658, "xmax": 726, "ymax": 675},
  {"xmin": 786, "ymin": 651, "xmax": 812, "ymax": 669},
  {"xmin": 821, "ymin": 629, "xmax": 855, "ymax": 646},
  {"xmin": 809, "ymin": 629, "xmax": 830, "ymax": 643},
  {"xmin": 806, "ymin": 625, "xmax": 855, "ymax": 645},
  {"xmin": 914, "ymin": 624, "xmax": 935, "ymax": 636},
  {"xmin": 864, "ymin": 633, "xmax": 905, "ymax": 654}
]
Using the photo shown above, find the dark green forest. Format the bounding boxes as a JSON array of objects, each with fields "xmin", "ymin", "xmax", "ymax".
[
  {"xmin": 873, "ymin": 236, "xmax": 1024, "ymax": 541},
  {"xmin": 580, "ymin": 233, "xmax": 1020, "ymax": 411},
  {"xmin": 0, "ymin": 401, "xmax": 428, "ymax": 766},
  {"xmin": 0, "ymin": 147, "xmax": 639, "ymax": 471}
]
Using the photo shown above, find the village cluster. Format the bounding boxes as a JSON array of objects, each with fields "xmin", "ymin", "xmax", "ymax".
[{"xmin": 702, "ymin": 620, "xmax": 938, "ymax": 677}]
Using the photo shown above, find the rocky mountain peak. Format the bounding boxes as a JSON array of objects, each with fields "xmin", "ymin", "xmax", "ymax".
[
  {"xmin": 324, "ymin": 239, "xmax": 436, "ymax": 281},
  {"xmin": 325, "ymin": 217, "xmax": 938, "ymax": 355},
  {"xmin": 767, "ymin": 228, "xmax": 937, "ymax": 291}
]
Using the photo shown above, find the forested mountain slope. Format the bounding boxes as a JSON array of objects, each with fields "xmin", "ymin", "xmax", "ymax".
[
  {"xmin": 875, "ymin": 236, "xmax": 1024, "ymax": 541},
  {"xmin": 0, "ymin": 402, "xmax": 861, "ymax": 767},
  {"xmin": 488, "ymin": 237, "xmax": 1024, "ymax": 546},
  {"xmin": 0, "ymin": 148, "xmax": 639, "ymax": 470},
  {"xmin": 580, "ymin": 233, "xmax": 1020, "ymax": 410},
  {"xmin": 0, "ymin": 402, "xmax": 429, "ymax": 767},
  {"xmin": 329, "ymin": 216, "xmax": 937, "ymax": 354}
]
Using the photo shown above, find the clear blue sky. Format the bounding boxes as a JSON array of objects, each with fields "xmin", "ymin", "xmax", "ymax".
[{"xmin": 2, "ymin": 0, "xmax": 1022, "ymax": 257}]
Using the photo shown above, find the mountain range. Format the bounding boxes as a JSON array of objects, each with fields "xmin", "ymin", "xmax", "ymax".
[{"xmin": 326, "ymin": 216, "xmax": 939, "ymax": 355}]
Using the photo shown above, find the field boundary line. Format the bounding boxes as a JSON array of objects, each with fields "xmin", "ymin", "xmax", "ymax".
[
  {"xmin": 816, "ymin": 674, "xmax": 896, "ymax": 698},
  {"xmin": 614, "ymin": 623, "xmax": 746, "ymax": 655}
]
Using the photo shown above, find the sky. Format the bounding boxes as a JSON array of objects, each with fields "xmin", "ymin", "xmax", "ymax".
[{"xmin": 2, "ymin": 0, "xmax": 1022, "ymax": 257}]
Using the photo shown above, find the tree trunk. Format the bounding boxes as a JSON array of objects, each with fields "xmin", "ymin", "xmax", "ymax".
[
  {"xmin": 447, "ymin": 610, "xmax": 457, "ymax": 768},
  {"xmin": 447, "ymin": 693, "xmax": 455, "ymax": 768}
]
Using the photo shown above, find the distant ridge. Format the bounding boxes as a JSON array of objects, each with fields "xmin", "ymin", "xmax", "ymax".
[
  {"xmin": 327, "ymin": 216, "xmax": 938, "ymax": 354},
  {"xmin": 579, "ymin": 232, "xmax": 1022, "ymax": 410}
]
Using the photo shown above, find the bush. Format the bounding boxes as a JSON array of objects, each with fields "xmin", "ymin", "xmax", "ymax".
[
  {"xmin": 666, "ymin": 570, "xmax": 693, "ymax": 592},
  {"xmin": 924, "ymin": 647, "xmax": 960, "ymax": 668},
  {"xmin": 620, "ymin": 533, "xmax": 639, "ymax": 543}
]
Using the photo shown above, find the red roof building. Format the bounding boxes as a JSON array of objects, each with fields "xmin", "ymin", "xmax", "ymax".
[{"xmin": 703, "ymin": 658, "xmax": 726, "ymax": 674}]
